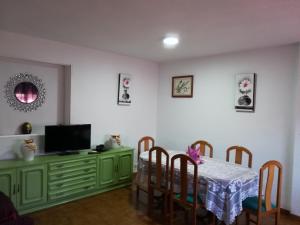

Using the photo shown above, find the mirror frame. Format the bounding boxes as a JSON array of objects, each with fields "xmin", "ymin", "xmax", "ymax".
[{"xmin": 4, "ymin": 73, "xmax": 46, "ymax": 112}]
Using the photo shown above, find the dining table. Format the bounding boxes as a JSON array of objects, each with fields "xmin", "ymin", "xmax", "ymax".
[{"xmin": 136, "ymin": 150, "xmax": 258, "ymax": 225}]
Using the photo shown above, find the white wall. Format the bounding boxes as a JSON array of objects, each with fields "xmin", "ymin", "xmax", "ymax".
[
  {"xmin": 0, "ymin": 30, "xmax": 159, "ymax": 167},
  {"xmin": 157, "ymin": 45, "xmax": 298, "ymax": 211},
  {"xmin": 291, "ymin": 44, "xmax": 300, "ymax": 215}
]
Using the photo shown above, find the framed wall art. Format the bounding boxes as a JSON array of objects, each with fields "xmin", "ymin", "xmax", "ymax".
[
  {"xmin": 172, "ymin": 75, "xmax": 193, "ymax": 98},
  {"xmin": 117, "ymin": 73, "xmax": 131, "ymax": 105},
  {"xmin": 235, "ymin": 73, "xmax": 256, "ymax": 112}
]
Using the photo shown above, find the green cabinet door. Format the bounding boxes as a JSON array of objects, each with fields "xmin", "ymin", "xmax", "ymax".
[
  {"xmin": 0, "ymin": 169, "xmax": 17, "ymax": 206},
  {"xmin": 17, "ymin": 165, "xmax": 47, "ymax": 210},
  {"xmin": 98, "ymin": 155, "xmax": 117, "ymax": 187},
  {"xmin": 117, "ymin": 152, "xmax": 133, "ymax": 183}
]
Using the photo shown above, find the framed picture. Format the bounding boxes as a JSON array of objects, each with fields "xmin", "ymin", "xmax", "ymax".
[
  {"xmin": 172, "ymin": 75, "xmax": 193, "ymax": 98},
  {"xmin": 235, "ymin": 73, "xmax": 256, "ymax": 112},
  {"xmin": 118, "ymin": 73, "xmax": 131, "ymax": 105}
]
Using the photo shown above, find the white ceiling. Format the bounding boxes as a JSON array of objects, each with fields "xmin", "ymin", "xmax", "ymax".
[{"xmin": 1, "ymin": 0, "xmax": 300, "ymax": 62}]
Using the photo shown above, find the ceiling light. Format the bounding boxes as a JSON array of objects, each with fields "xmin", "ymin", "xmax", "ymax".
[{"xmin": 163, "ymin": 36, "xmax": 179, "ymax": 48}]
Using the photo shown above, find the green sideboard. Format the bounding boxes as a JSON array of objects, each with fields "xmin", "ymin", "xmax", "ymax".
[{"xmin": 0, "ymin": 147, "xmax": 133, "ymax": 214}]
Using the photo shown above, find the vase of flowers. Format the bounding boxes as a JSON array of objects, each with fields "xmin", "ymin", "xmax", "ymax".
[
  {"xmin": 186, "ymin": 146, "xmax": 203, "ymax": 164},
  {"xmin": 21, "ymin": 139, "xmax": 37, "ymax": 161}
]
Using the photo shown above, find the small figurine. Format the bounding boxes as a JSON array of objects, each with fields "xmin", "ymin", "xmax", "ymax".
[
  {"xmin": 21, "ymin": 122, "xmax": 32, "ymax": 134},
  {"xmin": 111, "ymin": 134, "xmax": 121, "ymax": 146}
]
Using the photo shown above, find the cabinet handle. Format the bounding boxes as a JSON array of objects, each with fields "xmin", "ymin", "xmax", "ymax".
[
  {"xmin": 17, "ymin": 184, "xmax": 20, "ymax": 193},
  {"xmin": 117, "ymin": 164, "xmax": 119, "ymax": 172},
  {"xmin": 13, "ymin": 184, "xmax": 16, "ymax": 195}
]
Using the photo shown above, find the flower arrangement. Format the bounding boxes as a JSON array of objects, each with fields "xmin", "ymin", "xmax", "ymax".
[{"xmin": 186, "ymin": 146, "xmax": 203, "ymax": 165}]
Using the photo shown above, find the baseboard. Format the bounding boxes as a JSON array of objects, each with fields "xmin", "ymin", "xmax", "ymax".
[
  {"xmin": 281, "ymin": 208, "xmax": 300, "ymax": 220},
  {"xmin": 281, "ymin": 208, "xmax": 290, "ymax": 214}
]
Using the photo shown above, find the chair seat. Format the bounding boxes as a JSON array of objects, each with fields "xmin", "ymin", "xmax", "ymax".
[
  {"xmin": 242, "ymin": 196, "xmax": 276, "ymax": 212},
  {"xmin": 175, "ymin": 193, "xmax": 203, "ymax": 204}
]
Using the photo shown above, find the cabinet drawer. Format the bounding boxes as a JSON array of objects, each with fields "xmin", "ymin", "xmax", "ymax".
[
  {"xmin": 48, "ymin": 166, "xmax": 96, "ymax": 182},
  {"xmin": 48, "ymin": 183, "xmax": 96, "ymax": 201},
  {"xmin": 49, "ymin": 174, "xmax": 96, "ymax": 191},
  {"xmin": 48, "ymin": 158, "xmax": 96, "ymax": 171}
]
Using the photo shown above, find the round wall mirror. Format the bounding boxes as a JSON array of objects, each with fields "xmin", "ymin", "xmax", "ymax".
[
  {"xmin": 14, "ymin": 82, "xmax": 39, "ymax": 103},
  {"xmin": 4, "ymin": 73, "xmax": 46, "ymax": 112}
]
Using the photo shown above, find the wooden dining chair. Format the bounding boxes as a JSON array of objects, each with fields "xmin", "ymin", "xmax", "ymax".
[
  {"xmin": 191, "ymin": 140, "xmax": 213, "ymax": 158},
  {"xmin": 138, "ymin": 136, "xmax": 155, "ymax": 160},
  {"xmin": 242, "ymin": 160, "xmax": 282, "ymax": 225},
  {"xmin": 169, "ymin": 154, "xmax": 202, "ymax": 225},
  {"xmin": 148, "ymin": 146, "xmax": 169, "ymax": 221},
  {"xmin": 136, "ymin": 136, "xmax": 155, "ymax": 199},
  {"xmin": 226, "ymin": 146, "xmax": 253, "ymax": 168}
]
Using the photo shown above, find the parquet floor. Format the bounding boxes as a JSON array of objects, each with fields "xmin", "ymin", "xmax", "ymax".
[{"xmin": 29, "ymin": 186, "xmax": 300, "ymax": 225}]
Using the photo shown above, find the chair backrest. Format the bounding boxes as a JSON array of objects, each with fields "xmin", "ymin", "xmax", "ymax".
[
  {"xmin": 226, "ymin": 146, "xmax": 253, "ymax": 168},
  {"xmin": 138, "ymin": 136, "xmax": 154, "ymax": 160},
  {"xmin": 191, "ymin": 140, "xmax": 213, "ymax": 158},
  {"xmin": 258, "ymin": 160, "xmax": 282, "ymax": 212},
  {"xmin": 170, "ymin": 154, "xmax": 198, "ymax": 208},
  {"xmin": 148, "ymin": 146, "xmax": 169, "ymax": 191}
]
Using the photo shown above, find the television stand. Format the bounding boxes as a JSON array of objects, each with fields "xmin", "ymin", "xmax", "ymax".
[{"xmin": 57, "ymin": 151, "xmax": 80, "ymax": 156}]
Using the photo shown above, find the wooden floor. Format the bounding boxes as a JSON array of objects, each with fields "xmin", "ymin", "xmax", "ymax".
[{"xmin": 29, "ymin": 186, "xmax": 300, "ymax": 225}]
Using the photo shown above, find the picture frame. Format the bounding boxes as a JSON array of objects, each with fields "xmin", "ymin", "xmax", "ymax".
[
  {"xmin": 172, "ymin": 75, "xmax": 193, "ymax": 98},
  {"xmin": 235, "ymin": 73, "xmax": 256, "ymax": 112},
  {"xmin": 117, "ymin": 73, "xmax": 131, "ymax": 105}
]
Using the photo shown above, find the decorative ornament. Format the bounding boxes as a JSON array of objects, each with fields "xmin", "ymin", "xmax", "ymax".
[
  {"xmin": 21, "ymin": 122, "xmax": 32, "ymax": 134},
  {"xmin": 21, "ymin": 139, "xmax": 37, "ymax": 161}
]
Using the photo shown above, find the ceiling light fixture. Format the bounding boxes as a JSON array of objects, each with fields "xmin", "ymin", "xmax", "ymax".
[{"xmin": 162, "ymin": 35, "xmax": 179, "ymax": 48}]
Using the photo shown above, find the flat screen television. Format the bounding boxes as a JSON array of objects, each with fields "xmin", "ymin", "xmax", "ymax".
[{"xmin": 45, "ymin": 124, "xmax": 91, "ymax": 153}]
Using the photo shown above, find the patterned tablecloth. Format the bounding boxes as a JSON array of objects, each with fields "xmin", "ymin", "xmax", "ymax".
[{"xmin": 136, "ymin": 150, "xmax": 258, "ymax": 225}]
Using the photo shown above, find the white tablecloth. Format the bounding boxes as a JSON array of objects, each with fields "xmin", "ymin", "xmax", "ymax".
[{"xmin": 136, "ymin": 150, "xmax": 258, "ymax": 225}]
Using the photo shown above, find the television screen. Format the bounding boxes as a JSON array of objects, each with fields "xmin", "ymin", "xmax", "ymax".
[{"xmin": 45, "ymin": 124, "xmax": 91, "ymax": 153}]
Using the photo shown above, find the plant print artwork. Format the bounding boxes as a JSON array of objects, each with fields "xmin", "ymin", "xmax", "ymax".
[
  {"xmin": 235, "ymin": 74, "xmax": 256, "ymax": 112},
  {"xmin": 176, "ymin": 80, "xmax": 190, "ymax": 94},
  {"xmin": 172, "ymin": 75, "xmax": 193, "ymax": 97},
  {"xmin": 118, "ymin": 73, "xmax": 131, "ymax": 105}
]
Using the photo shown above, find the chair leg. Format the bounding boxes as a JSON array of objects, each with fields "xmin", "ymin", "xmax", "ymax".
[
  {"xmin": 275, "ymin": 211, "xmax": 280, "ymax": 225},
  {"xmin": 257, "ymin": 215, "xmax": 262, "ymax": 225},
  {"xmin": 169, "ymin": 198, "xmax": 174, "ymax": 225},
  {"xmin": 191, "ymin": 208, "xmax": 196, "ymax": 225},
  {"xmin": 211, "ymin": 214, "xmax": 216, "ymax": 225},
  {"xmin": 148, "ymin": 187, "xmax": 153, "ymax": 216},
  {"xmin": 184, "ymin": 209, "xmax": 189, "ymax": 224},
  {"xmin": 163, "ymin": 193, "xmax": 169, "ymax": 221},
  {"xmin": 246, "ymin": 212, "xmax": 250, "ymax": 225},
  {"xmin": 136, "ymin": 185, "xmax": 140, "ymax": 200}
]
